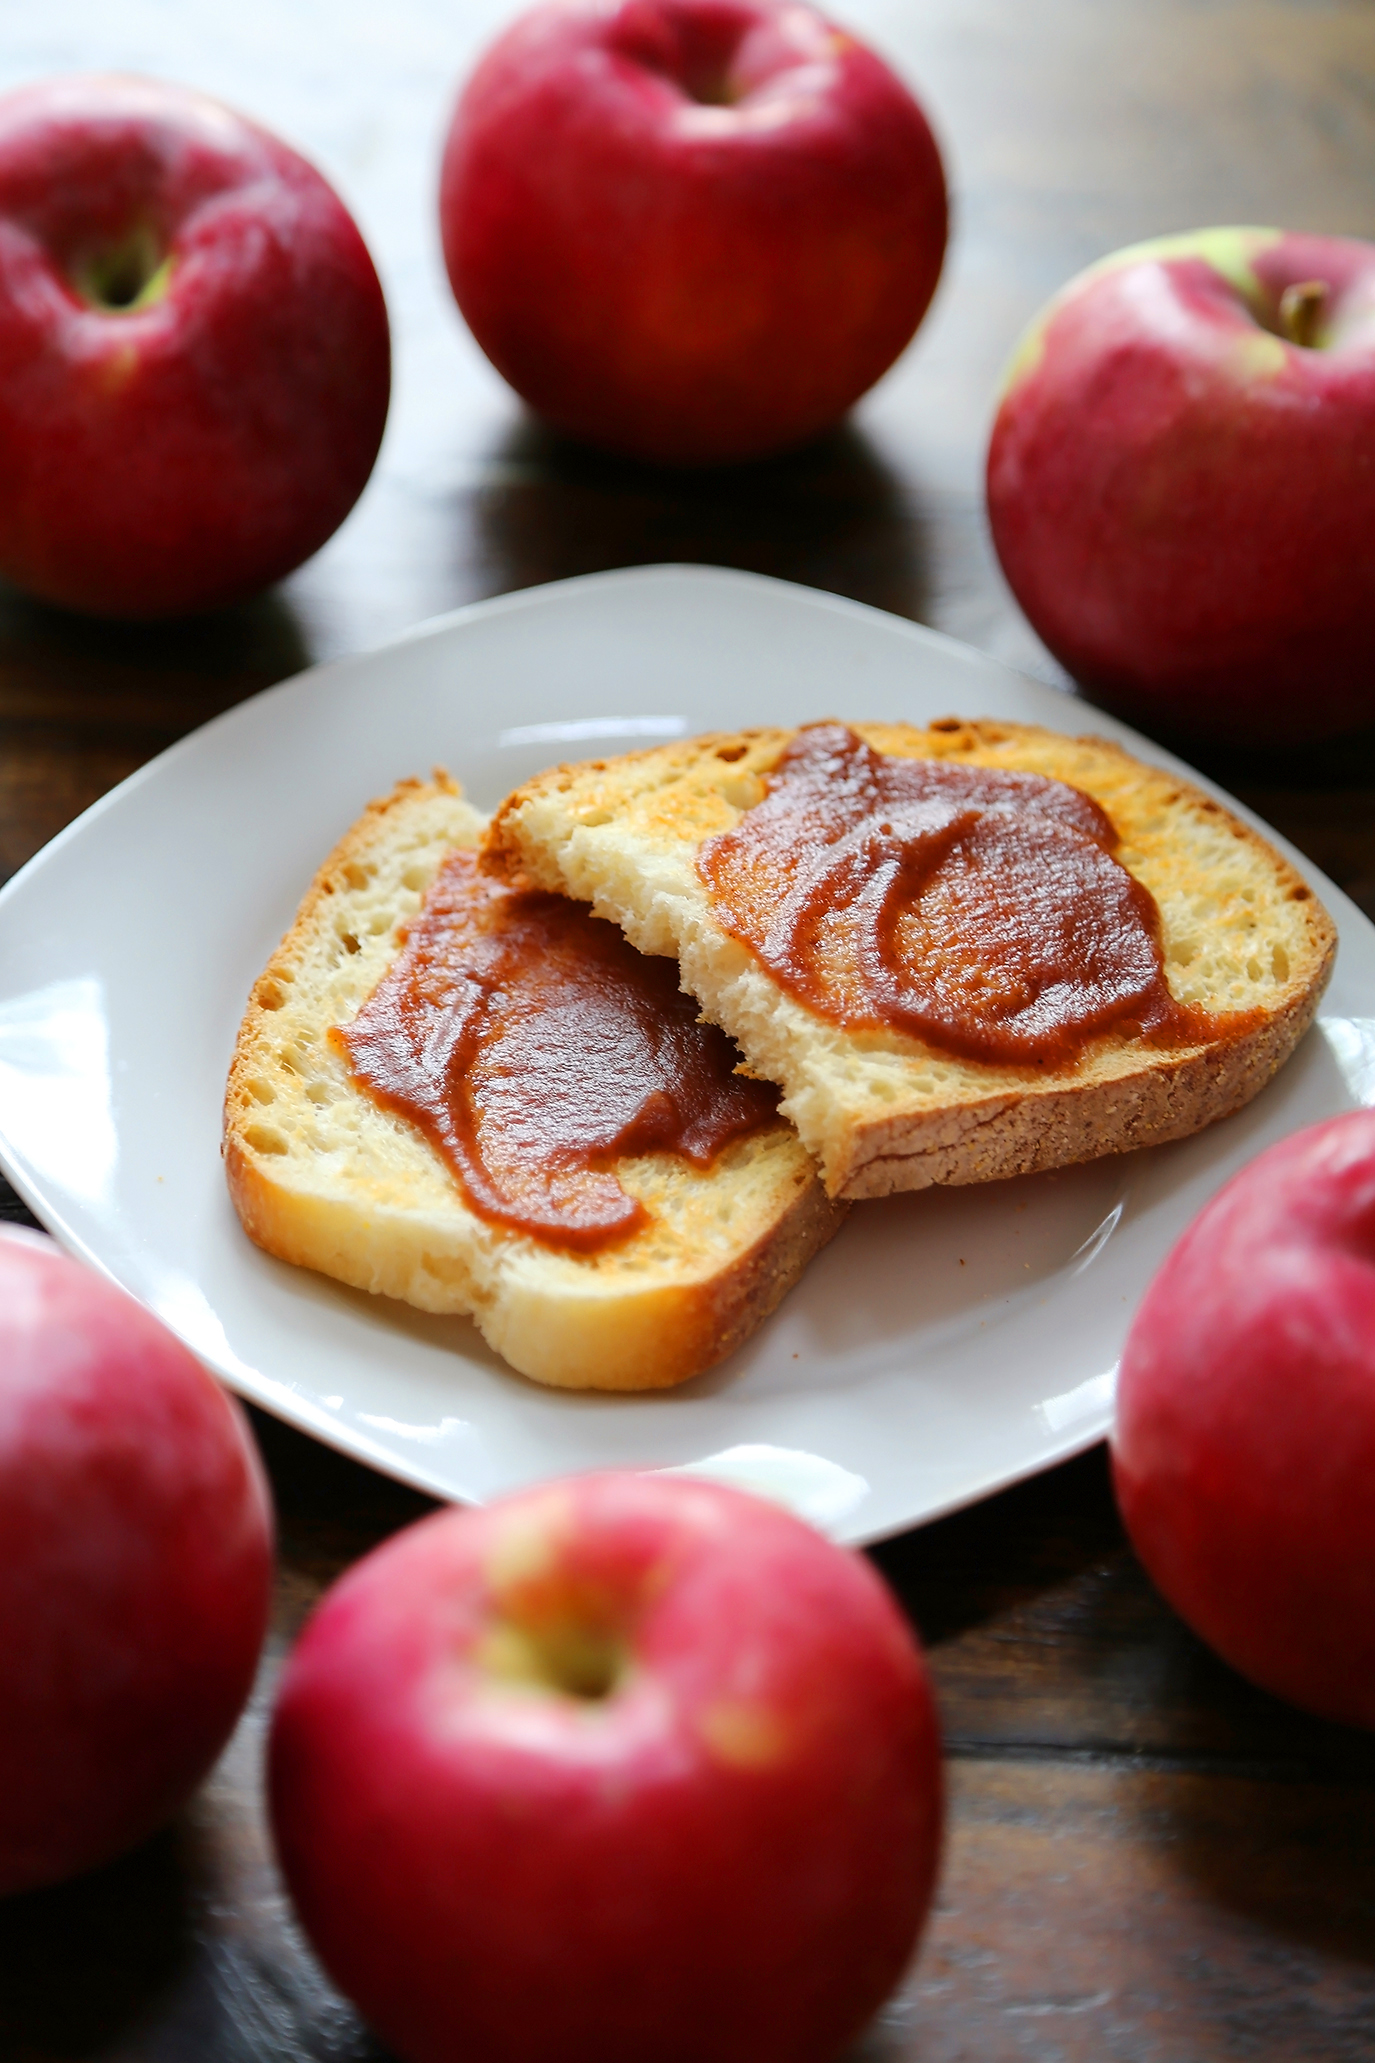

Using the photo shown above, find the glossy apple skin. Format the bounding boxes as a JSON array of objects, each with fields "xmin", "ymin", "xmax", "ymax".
[
  {"xmin": 987, "ymin": 228, "xmax": 1375, "ymax": 745},
  {"xmin": 440, "ymin": 0, "xmax": 947, "ymax": 466},
  {"xmin": 0, "ymin": 1227, "xmax": 274, "ymax": 1893},
  {"xmin": 1112, "ymin": 1108, "xmax": 1375, "ymax": 1728},
  {"xmin": 270, "ymin": 1472, "xmax": 942, "ymax": 2063},
  {"xmin": 0, "ymin": 75, "xmax": 390, "ymax": 619}
]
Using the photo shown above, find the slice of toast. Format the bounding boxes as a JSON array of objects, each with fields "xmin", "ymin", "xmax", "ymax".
[
  {"xmin": 224, "ymin": 778, "xmax": 844, "ymax": 1390},
  {"xmin": 486, "ymin": 720, "xmax": 1337, "ymax": 1199}
]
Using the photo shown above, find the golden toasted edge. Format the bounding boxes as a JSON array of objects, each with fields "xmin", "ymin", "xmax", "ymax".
[
  {"xmin": 224, "ymin": 777, "xmax": 845, "ymax": 1391},
  {"xmin": 224, "ymin": 773, "xmax": 468, "ymax": 1233}
]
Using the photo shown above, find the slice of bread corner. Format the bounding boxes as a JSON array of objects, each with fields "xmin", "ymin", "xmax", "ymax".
[
  {"xmin": 485, "ymin": 720, "xmax": 1337, "ymax": 1200},
  {"xmin": 224, "ymin": 777, "xmax": 844, "ymax": 1392}
]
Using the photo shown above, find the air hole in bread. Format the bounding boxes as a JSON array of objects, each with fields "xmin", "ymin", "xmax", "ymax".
[
  {"xmin": 720, "ymin": 775, "xmax": 762, "ymax": 810},
  {"xmin": 342, "ymin": 862, "xmax": 372, "ymax": 889},
  {"xmin": 247, "ymin": 1078, "xmax": 276, "ymax": 1105},
  {"xmin": 715, "ymin": 744, "xmax": 747, "ymax": 762},
  {"xmin": 306, "ymin": 1082, "xmax": 333, "ymax": 1105},
  {"xmin": 579, "ymin": 809, "xmax": 613, "ymax": 827},
  {"xmin": 1272, "ymin": 943, "xmax": 1290, "ymax": 981},
  {"xmin": 257, "ymin": 980, "xmax": 286, "ymax": 1011},
  {"xmin": 244, "ymin": 1124, "xmax": 288, "ymax": 1156},
  {"xmin": 340, "ymin": 931, "xmax": 361, "ymax": 955},
  {"xmin": 402, "ymin": 864, "xmax": 432, "ymax": 892}
]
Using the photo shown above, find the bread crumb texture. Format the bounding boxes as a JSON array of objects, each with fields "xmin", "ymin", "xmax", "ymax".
[
  {"xmin": 224, "ymin": 778, "xmax": 843, "ymax": 1389},
  {"xmin": 486, "ymin": 720, "xmax": 1336, "ymax": 1197}
]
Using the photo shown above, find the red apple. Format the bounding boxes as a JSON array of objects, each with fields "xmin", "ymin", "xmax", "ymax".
[
  {"xmin": 0, "ymin": 1226, "xmax": 274, "ymax": 1893},
  {"xmin": 439, "ymin": 0, "xmax": 947, "ymax": 466},
  {"xmin": 0, "ymin": 74, "xmax": 390, "ymax": 619},
  {"xmin": 986, "ymin": 227, "xmax": 1375, "ymax": 745},
  {"xmin": 270, "ymin": 1471, "xmax": 942, "ymax": 2063},
  {"xmin": 1112, "ymin": 1107, "xmax": 1375, "ymax": 1728}
]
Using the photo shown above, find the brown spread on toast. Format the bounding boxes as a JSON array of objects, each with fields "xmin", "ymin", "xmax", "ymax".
[
  {"xmin": 698, "ymin": 722, "xmax": 1253, "ymax": 1068},
  {"xmin": 338, "ymin": 849, "xmax": 777, "ymax": 1251}
]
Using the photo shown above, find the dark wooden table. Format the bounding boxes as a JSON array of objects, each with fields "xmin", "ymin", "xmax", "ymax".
[{"xmin": 4, "ymin": 0, "xmax": 1375, "ymax": 2056}]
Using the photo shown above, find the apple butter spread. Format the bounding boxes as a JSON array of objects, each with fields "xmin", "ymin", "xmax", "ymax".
[
  {"xmin": 338, "ymin": 850, "xmax": 776, "ymax": 1251},
  {"xmin": 698, "ymin": 722, "xmax": 1213, "ymax": 1067}
]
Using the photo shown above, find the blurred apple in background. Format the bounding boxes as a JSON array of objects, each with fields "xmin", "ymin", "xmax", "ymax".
[
  {"xmin": 271, "ymin": 1471, "xmax": 943, "ymax": 2063},
  {"xmin": 0, "ymin": 74, "xmax": 390, "ymax": 619},
  {"xmin": 439, "ymin": 0, "xmax": 947, "ymax": 467},
  {"xmin": 0, "ymin": 1227, "xmax": 273, "ymax": 1894},
  {"xmin": 1112, "ymin": 1107, "xmax": 1375, "ymax": 1729},
  {"xmin": 987, "ymin": 228, "xmax": 1375, "ymax": 746}
]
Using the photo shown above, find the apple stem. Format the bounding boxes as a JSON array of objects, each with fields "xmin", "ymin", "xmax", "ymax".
[{"xmin": 1278, "ymin": 279, "xmax": 1330, "ymax": 349}]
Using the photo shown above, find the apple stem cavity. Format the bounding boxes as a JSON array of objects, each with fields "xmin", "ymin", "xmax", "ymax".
[
  {"xmin": 610, "ymin": 0, "xmax": 749, "ymax": 106},
  {"xmin": 73, "ymin": 228, "xmax": 174, "ymax": 315},
  {"xmin": 1277, "ymin": 278, "xmax": 1330, "ymax": 349},
  {"xmin": 479, "ymin": 1615, "xmax": 629, "ymax": 1701}
]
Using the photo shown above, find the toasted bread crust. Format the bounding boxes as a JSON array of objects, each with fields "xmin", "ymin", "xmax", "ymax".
[
  {"xmin": 832, "ymin": 978, "xmax": 1322, "ymax": 1197},
  {"xmin": 224, "ymin": 779, "xmax": 844, "ymax": 1389},
  {"xmin": 486, "ymin": 719, "xmax": 1337, "ymax": 1198}
]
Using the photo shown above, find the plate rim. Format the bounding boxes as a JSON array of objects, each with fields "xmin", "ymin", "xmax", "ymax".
[{"xmin": 0, "ymin": 560, "xmax": 1360, "ymax": 922}]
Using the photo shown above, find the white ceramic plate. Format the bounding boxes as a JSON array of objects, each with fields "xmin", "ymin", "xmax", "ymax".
[{"xmin": 2, "ymin": 566, "xmax": 1373, "ymax": 1545}]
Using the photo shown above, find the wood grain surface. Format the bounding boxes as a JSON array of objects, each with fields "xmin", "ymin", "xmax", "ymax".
[{"xmin": 3, "ymin": 0, "xmax": 1375, "ymax": 2056}]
